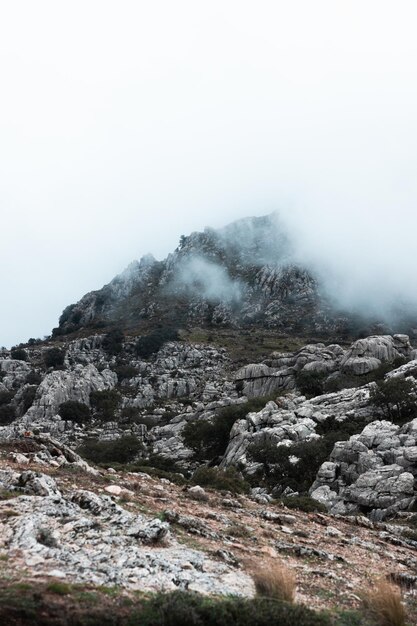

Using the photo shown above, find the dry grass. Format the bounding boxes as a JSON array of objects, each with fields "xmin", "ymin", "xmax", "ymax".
[
  {"xmin": 251, "ymin": 560, "xmax": 296, "ymax": 603},
  {"xmin": 361, "ymin": 579, "xmax": 406, "ymax": 626}
]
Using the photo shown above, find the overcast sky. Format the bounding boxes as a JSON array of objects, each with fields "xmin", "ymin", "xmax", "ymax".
[{"xmin": 1, "ymin": 1, "xmax": 417, "ymax": 347}]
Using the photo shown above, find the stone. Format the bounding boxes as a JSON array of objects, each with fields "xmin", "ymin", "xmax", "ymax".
[
  {"xmin": 187, "ymin": 485, "xmax": 209, "ymax": 502},
  {"xmin": 104, "ymin": 485, "xmax": 123, "ymax": 496},
  {"xmin": 9, "ymin": 452, "xmax": 30, "ymax": 465}
]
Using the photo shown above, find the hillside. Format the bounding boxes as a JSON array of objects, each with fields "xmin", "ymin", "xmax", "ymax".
[
  {"xmin": 52, "ymin": 214, "xmax": 380, "ymax": 341},
  {"xmin": 1, "ymin": 215, "xmax": 417, "ymax": 624}
]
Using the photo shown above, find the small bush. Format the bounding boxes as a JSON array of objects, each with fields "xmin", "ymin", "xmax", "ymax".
[
  {"xmin": 0, "ymin": 391, "xmax": 14, "ymax": 406},
  {"xmin": 46, "ymin": 581, "xmax": 71, "ymax": 595},
  {"xmin": 78, "ymin": 435, "xmax": 142, "ymax": 464},
  {"xmin": 102, "ymin": 329, "xmax": 124, "ymax": 355},
  {"xmin": 22, "ymin": 386, "xmax": 37, "ymax": 413},
  {"xmin": 44, "ymin": 347, "xmax": 66, "ymax": 368},
  {"xmin": 90, "ymin": 389, "xmax": 121, "ymax": 421},
  {"xmin": 136, "ymin": 328, "xmax": 179, "ymax": 359},
  {"xmin": 183, "ymin": 397, "xmax": 275, "ymax": 462},
  {"xmin": 58, "ymin": 401, "xmax": 90, "ymax": 424},
  {"xmin": 113, "ymin": 364, "xmax": 138, "ymax": 382},
  {"xmin": 133, "ymin": 591, "xmax": 332, "ymax": 626},
  {"xmin": 143, "ymin": 454, "xmax": 183, "ymax": 473},
  {"xmin": 10, "ymin": 348, "xmax": 27, "ymax": 361},
  {"xmin": 252, "ymin": 561, "xmax": 296, "ymax": 602},
  {"xmin": 36, "ymin": 527, "xmax": 58, "ymax": 548},
  {"xmin": 190, "ymin": 466, "xmax": 249, "ymax": 494},
  {"xmin": 0, "ymin": 489, "xmax": 16, "ymax": 501},
  {"xmin": 249, "ymin": 415, "xmax": 371, "ymax": 495},
  {"xmin": 369, "ymin": 377, "xmax": 417, "ymax": 423},
  {"xmin": 361, "ymin": 579, "xmax": 406, "ymax": 626},
  {"xmin": 25, "ymin": 371, "xmax": 42, "ymax": 385},
  {"xmin": 0, "ymin": 405, "xmax": 16, "ymax": 425},
  {"xmin": 248, "ymin": 438, "xmax": 330, "ymax": 495},
  {"xmin": 279, "ymin": 496, "xmax": 328, "ymax": 513},
  {"xmin": 295, "ymin": 370, "xmax": 327, "ymax": 397}
]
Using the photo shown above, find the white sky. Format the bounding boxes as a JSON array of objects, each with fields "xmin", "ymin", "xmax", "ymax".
[{"xmin": 1, "ymin": 1, "xmax": 417, "ymax": 346}]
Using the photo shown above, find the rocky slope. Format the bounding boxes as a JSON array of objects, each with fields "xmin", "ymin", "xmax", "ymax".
[
  {"xmin": 1, "ymin": 437, "xmax": 417, "ymax": 620},
  {"xmin": 1, "ymin": 332, "xmax": 417, "ymax": 519},
  {"xmin": 52, "ymin": 214, "xmax": 371, "ymax": 339},
  {"xmin": 2, "ymin": 212, "xmax": 417, "ymax": 621},
  {"xmin": 1, "ymin": 327, "xmax": 417, "ymax": 621}
]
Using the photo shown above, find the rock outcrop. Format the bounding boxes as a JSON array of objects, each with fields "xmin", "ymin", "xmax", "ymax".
[
  {"xmin": 221, "ymin": 385, "xmax": 374, "ymax": 469},
  {"xmin": 234, "ymin": 335, "xmax": 414, "ymax": 397},
  {"xmin": 311, "ymin": 419, "xmax": 417, "ymax": 520},
  {"xmin": 53, "ymin": 214, "xmax": 356, "ymax": 337},
  {"xmin": 0, "ymin": 468, "xmax": 253, "ymax": 594},
  {"xmin": 2, "ymin": 332, "xmax": 417, "ymax": 522}
]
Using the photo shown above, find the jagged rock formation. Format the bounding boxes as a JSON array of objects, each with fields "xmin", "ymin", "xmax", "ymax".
[
  {"xmin": 234, "ymin": 334, "xmax": 415, "ymax": 397},
  {"xmin": 53, "ymin": 214, "xmax": 357, "ymax": 338},
  {"xmin": 0, "ymin": 465, "xmax": 253, "ymax": 594},
  {"xmin": 310, "ymin": 418, "xmax": 417, "ymax": 520},
  {"xmin": 221, "ymin": 386, "xmax": 374, "ymax": 470},
  {"xmin": 1, "ymin": 328, "xmax": 417, "ymax": 521}
]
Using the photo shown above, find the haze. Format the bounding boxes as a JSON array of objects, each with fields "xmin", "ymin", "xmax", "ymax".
[{"xmin": 1, "ymin": 1, "xmax": 417, "ymax": 346}]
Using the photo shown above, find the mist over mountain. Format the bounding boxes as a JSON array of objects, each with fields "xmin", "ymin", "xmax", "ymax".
[{"xmin": 53, "ymin": 213, "xmax": 417, "ymax": 341}]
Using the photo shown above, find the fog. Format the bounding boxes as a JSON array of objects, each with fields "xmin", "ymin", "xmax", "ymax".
[
  {"xmin": 171, "ymin": 256, "xmax": 243, "ymax": 304},
  {"xmin": 1, "ymin": 1, "xmax": 417, "ymax": 346}
]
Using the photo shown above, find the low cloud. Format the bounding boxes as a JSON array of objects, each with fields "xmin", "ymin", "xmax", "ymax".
[{"xmin": 170, "ymin": 255, "xmax": 243, "ymax": 304}]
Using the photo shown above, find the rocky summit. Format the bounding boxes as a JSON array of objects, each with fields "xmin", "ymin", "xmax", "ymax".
[
  {"xmin": 1, "ymin": 216, "xmax": 417, "ymax": 623},
  {"xmin": 52, "ymin": 213, "xmax": 416, "ymax": 341}
]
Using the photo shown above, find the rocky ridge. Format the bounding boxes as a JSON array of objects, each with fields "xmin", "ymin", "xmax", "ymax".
[{"xmin": 53, "ymin": 215, "xmax": 361, "ymax": 339}]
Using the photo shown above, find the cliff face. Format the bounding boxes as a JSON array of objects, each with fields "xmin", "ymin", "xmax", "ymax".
[{"xmin": 54, "ymin": 214, "xmax": 353, "ymax": 338}]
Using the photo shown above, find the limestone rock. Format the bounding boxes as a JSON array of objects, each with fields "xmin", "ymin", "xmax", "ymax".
[{"xmin": 311, "ymin": 418, "xmax": 417, "ymax": 519}]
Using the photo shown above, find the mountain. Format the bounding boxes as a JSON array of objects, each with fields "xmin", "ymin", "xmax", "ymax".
[
  {"xmin": 53, "ymin": 213, "xmax": 363, "ymax": 340},
  {"xmin": 1, "ymin": 213, "xmax": 417, "ymax": 622}
]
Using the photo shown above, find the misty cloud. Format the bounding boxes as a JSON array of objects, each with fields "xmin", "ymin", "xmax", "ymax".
[
  {"xmin": 214, "ymin": 213, "xmax": 293, "ymax": 267},
  {"xmin": 1, "ymin": 2, "xmax": 417, "ymax": 345},
  {"xmin": 170, "ymin": 255, "xmax": 243, "ymax": 304}
]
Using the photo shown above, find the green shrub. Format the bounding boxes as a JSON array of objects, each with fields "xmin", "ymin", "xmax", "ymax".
[
  {"xmin": 279, "ymin": 496, "xmax": 328, "ymax": 513},
  {"xmin": 142, "ymin": 454, "xmax": 183, "ymax": 473},
  {"xmin": 0, "ymin": 405, "xmax": 16, "ymax": 425},
  {"xmin": 90, "ymin": 389, "xmax": 121, "ymax": 421},
  {"xmin": 130, "ymin": 591, "xmax": 332, "ymax": 626},
  {"xmin": 25, "ymin": 371, "xmax": 42, "ymax": 385},
  {"xmin": 183, "ymin": 398, "xmax": 275, "ymax": 462},
  {"xmin": 44, "ymin": 347, "xmax": 66, "ymax": 368},
  {"xmin": 113, "ymin": 364, "xmax": 138, "ymax": 382},
  {"xmin": 249, "ymin": 438, "xmax": 329, "ymax": 494},
  {"xmin": 295, "ymin": 370, "xmax": 327, "ymax": 397},
  {"xmin": 136, "ymin": 328, "xmax": 179, "ymax": 359},
  {"xmin": 369, "ymin": 377, "xmax": 417, "ymax": 423},
  {"xmin": 324, "ymin": 359, "xmax": 409, "ymax": 394},
  {"xmin": 102, "ymin": 329, "xmax": 124, "ymax": 355},
  {"xmin": 315, "ymin": 415, "xmax": 372, "ymax": 438},
  {"xmin": 0, "ymin": 391, "xmax": 14, "ymax": 406},
  {"xmin": 10, "ymin": 348, "xmax": 27, "ymax": 361},
  {"xmin": 58, "ymin": 401, "xmax": 91, "ymax": 424},
  {"xmin": 0, "ymin": 584, "xmax": 358, "ymax": 626},
  {"xmin": 22, "ymin": 386, "xmax": 37, "ymax": 413},
  {"xmin": 120, "ymin": 463, "xmax": 187, "ymax": 485},
  {"xmin": 78, "ymin": 435, "xmax": 142, "ymax": 464},
  {"xmin": 191, "ymin": 466, "xmax": 249, "ymax": 494},
  {"xmin": 46, "ymin": 581, "xmax": 72, "ymax": 595},
  {"xmin": 249, "ymin": 415, "xmax": 372, "ymax": 494}
]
